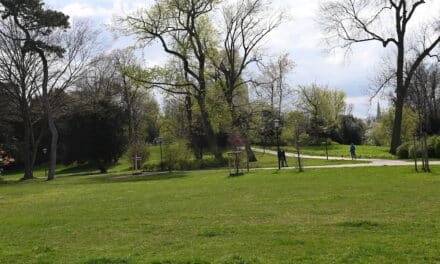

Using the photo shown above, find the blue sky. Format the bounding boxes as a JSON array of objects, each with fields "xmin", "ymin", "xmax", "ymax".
[{"xmin": 45, "ymin": 0, "xmax": 440, "ymax": 118}]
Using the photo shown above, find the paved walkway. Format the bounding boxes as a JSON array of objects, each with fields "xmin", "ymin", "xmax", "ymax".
[{"xmin": 252, "ymin": 147, "xmax": 440, "ymax": 169}]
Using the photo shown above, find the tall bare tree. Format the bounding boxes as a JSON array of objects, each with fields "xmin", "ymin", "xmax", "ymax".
[
  {"xmin": 407, "ymin": 62, "xmax": 440, "ymax": 134},
  {"xmin": 256, "ymin": 53, "xmax": 294, "ymax": 117},
  {"xmin": 120, "ymin": 0, "xmax": 223, "ymax": 159},
  {"xmin": 1, "ymin": 1, "xmax": 98, "ymax": 180},
  {"xmin": 213, "ymin": 0, "xmax": 282, "ymax": 161},
  {"xmin": 0, "ymin": 0, "xmax": 70, "ymax": 180},
  {"xmin": 319, "ymin": 0, "xmax": 440, "ymax": 153},
  {"xmin": 407, "ymin": 62, "xmax": 440, "ymax": 172},
  {"xmin": 0, "ymin": 18, "xmax": 43, "ymax": 180}
]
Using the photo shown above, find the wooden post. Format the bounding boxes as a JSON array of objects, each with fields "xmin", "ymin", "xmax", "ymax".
[
  {"xmin": 413, "ymin": 133, "xmax": 418, "ymax": 172},
  {"xmin": 295, "ymin": 128, "xmax": 303, "ymax": 172}
]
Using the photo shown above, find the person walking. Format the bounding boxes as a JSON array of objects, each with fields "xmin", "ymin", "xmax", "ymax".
[
  {"xmin": 350, "ymin": 143, "xmax": 357, "ymax": 160},
  {"xmin": 281, "ymin": 150, "xmax": 288, "ymax": 167},
  {"xmin": 277, "ymin": 149, "xmax": 282, "ymax": 169}
]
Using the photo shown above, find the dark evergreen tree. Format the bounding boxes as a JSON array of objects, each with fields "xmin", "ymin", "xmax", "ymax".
[
  {"xmin": 339, "ymin": 115, "xmax": 366, "ymax": 145},
  {"xmin": 61, "ymin": 100, "xmax": 127, "ymax": 174}
]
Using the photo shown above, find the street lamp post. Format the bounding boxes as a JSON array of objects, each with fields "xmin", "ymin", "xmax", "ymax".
[
  {"xmin": 413, "ymin": 132, "xmax": 418, "ymax": 172},
  {"xmin": 322, "ymin": 140, "xmax": 329, "ymax": 160},
  {"xmin": 274, "ymin": 118, "xmax": 281, "ymax": 170},
  {"xmin": 42, "ymin": 148, "xmax": 48, "ymax": 177}
]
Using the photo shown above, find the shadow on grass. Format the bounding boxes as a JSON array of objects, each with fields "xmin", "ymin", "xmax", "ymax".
[
  {"xmin": 56, "ymin": 163, "xmax": 98, "ymax": 175},
  {"xmin": 336, "ymin": 220, "xmax": 380, "ymax": 229},
  {"xmin": 78, "ymin": 171, "xmax": 189, "ymax": 185},
  {"xmin": 148, "ymin": 255, "xmax": 261, "ymax": 264},
  {"xmin": 83, "ymin": 257, "xmax": 132, "ymax": 264}
]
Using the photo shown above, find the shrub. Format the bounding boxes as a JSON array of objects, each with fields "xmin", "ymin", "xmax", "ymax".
[
  {"xmin": 399, "ymin": 136, "xmax": 440, "ymax": 159},
  {"xmin": 126, "ymin": 144, "xmax": 150, "ymax": 169},
  {"xmin": 396, "ymin": 142, "xmax": 410, "ymax": 159},
  {"xmin": 428, "ymin": 135, "xmax": 440, "ymax": 158},
  {"xmin": 163, "ymin": 140, "xmax": 193, "ymax": 171},
  {"xmin": 408, "ymin": 142, "xmax": 422, "ymax": 159},
  {"xmin": 193, "ymin": 156, "xmax": 228, "ymax": 170}
]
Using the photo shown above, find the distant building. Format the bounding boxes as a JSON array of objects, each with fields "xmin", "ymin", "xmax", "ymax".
[{"xmin": 376, "ymin": 103, "xmax": 382, "ymax": 121}]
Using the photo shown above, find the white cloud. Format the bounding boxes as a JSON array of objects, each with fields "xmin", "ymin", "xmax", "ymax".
[
  {"xmin": 58, "ymin": 0, "xmax": 148, "ymax": 20},
  {"xmin": 61, "ymin": 2, "xmax": 112, "ymax": 18}
]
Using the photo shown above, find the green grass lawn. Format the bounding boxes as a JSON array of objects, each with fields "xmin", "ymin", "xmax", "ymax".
[
  {"xmin": 258, "ymin": 144, "xmax": 395, "ymax": 159},
  {"xmin": 1, "ymin": 166, "xmax": 440, "ymax": 263}
]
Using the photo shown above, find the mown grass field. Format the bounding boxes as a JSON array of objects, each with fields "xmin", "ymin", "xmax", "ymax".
[
  {"xmin": 1, "ymin": 166, "xmax": 439, "ymax": 263},
  {"xmin": 259, "ymin": 144, "xmax": 395, "ymax": 159}
]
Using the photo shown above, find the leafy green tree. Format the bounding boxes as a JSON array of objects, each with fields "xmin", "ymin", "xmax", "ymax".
[
  {"xmin": 370, "ymin": 107, "xmax": 417, "ymax": 146},
  {"xmin": 253, "ymin": 108, "xmax": 277, "ymax": 147},
  {"xmin": 281, "ymin": 111, "xmax": 310, "ymax": 146},
  {"xmin": 297, "ymin": 84, "xmax": 346, "ymax": 143}
]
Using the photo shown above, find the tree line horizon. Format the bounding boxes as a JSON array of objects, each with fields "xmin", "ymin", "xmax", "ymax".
[{"xmin": 0, "ymin": 0, "xmax": 439, "ymax": 180}]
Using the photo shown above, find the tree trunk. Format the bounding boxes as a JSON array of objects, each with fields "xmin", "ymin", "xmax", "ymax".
[
  {"xmin": 390, "ymin": 43, "xmax": 405, "ymax": 154},
  {"xmin": 21, "ymin": 109, "xmax": 34, "ymax": 180},
  {"xmin": 422, "ymin": 133, "xmax": 430, "ymax": 172},
  {"xmin": 185, "ymin": 95, "xmax": 203, "ymax": 160},
  {"xmin": 35, "ymin": 48, "xmax": 58, "ymax": 181},
  {"xmin": 197, "ymin": 97, "xmax": 222, "ymax": 160},
  {"xmin": 245, "ymin": 141, "xmax": 257, "ymax": 162},
  {"xmin": 31, "ymin": 122, "xmax": 45, "ymax": 174},
  {"xmin": 226, "ymin": 89, "xmax": 257, "ymax": 163},
  {"xmin": 122, "ymin": 76, "xmax": 134, "ymax": 144},
  {"xmin": 390, "ymin": 95, "xmax": 404, "ymax": 154},
  {"xmin": 46, "ymin": 112, "xmax": 58, "ymax": 180},
  {"xmin": 295, "ymin": 129, "xmax": 303, "ymax": 172}
]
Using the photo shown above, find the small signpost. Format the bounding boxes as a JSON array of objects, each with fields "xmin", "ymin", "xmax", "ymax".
[
  {"xmin": 322, "ymin": 140, "xmax": 329, "ymax": 160},
  {"xmin": 133, "ymin": 155, "xmax": 142, "ymax": 173},
  {"xmin": 42, "ymin": 148, "xmax": 48, "ymax": 177}
]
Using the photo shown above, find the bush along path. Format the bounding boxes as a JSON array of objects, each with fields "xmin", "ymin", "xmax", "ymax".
[{"xmin": 251, "ymin": 148, "xmax": 440, "ymax": 169}]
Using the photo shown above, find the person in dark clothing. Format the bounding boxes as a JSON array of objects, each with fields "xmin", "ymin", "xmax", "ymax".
[
  {"xmin": 281, "ymin": 150, "xmax": 288, "ymax": 167},
  {"xmin": 277, "ymin": 149, "xmax": 282, "ymax": 168},
  {"xmin": 350, "ymin": 143, "xmax": 356, "ymax": 160}
]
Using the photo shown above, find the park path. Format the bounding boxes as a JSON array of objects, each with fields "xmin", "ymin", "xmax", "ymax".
[{"xmin": 251, "ymin": 147, "xmax": 440, "ymax": 169}]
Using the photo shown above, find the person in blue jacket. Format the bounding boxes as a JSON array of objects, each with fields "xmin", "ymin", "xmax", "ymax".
[{"xmin": 350, "ymin": 143, "xmax": 356, "ymax": 160}]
